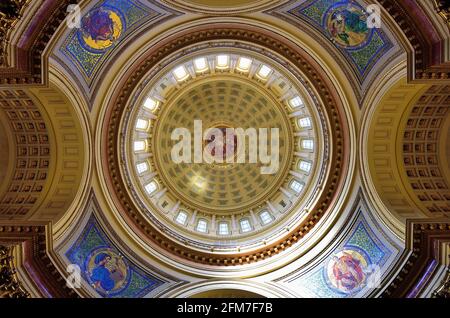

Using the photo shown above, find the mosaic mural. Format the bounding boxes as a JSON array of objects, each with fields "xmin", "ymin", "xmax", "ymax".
[
  {"xmin": 66, "ymin": 215, "xmax": 165, "ymax": 298},
  {"xmin": 59, "ymin": 0, "xmax": 160, "ymax": 83},
  {"xmin": 286, "ymin": 204, "xmax": 402, "ymax": 298},
  {"xmin": 286, "ymin": 0, "xmax": 393, "ymax": 82}
]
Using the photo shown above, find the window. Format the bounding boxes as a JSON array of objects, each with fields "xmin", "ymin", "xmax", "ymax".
[
  {"xmin": 144, "ymin": 181, "xmax": 157, "ymax": 194},
  {"xmin": 143, "ymin": 97, "xmax": 158, "ymax": 111},
  {"xmin": 298, "ymin": 117, "xmax": 311, "ymax": 128},
  {"xmin": 136, "ymin": 162, "xmax": 148, "ymax": 174},
  {"xmin": 136, "ymin": 118, "xmax": 148, "ymax": 130},
  {"xmin": 259, "ymin": 210, "xmax": 273, "ymax": 225},
  {"xmin": 240, "ymin": 219, "xmax": 252, "ymax": 233},
  {"xmin": 289, "ymin": 96, "xmax": 303, "ymax": 108},
  {"xmin": 194, "ymin": 57, "xmax": 208, "ymax": 72},
  {"xmin": 301, "ymin": 139, "xmax": 314, "ymax": 150},
  {"xmin": 218, "ymin": 222, "xmax": 230, "ymax": 235},
  {"xmin": 290, "ymin": 180, "xmax": 303, "ymax": 194},
  {"xmin": 237, "ymin": 57, "xmax": 252, "ymax": 71},
  {"xmin": 216, "ymin": 55, "xmax": 229, "ymax": 68},
  {"xmin": 299, "ymin": 160, "xmax": 312, "ymax": 172},
  {"xmin": 173, "ymin": 65, "xmax": 189, "ymax": 81},
  {"xmin": 257, "ymin": 64, "xmax": 272, "ymax": 78},
  {"xmin": 196, "ymin": 219, "xmax": 208, "ymax": 233},
  {"xmin": 134, "ymin": 140, "xmax": 146, "ymax": 152},
  {"xmin": 175, "ymin": 211, "xmax": 188, "ymax": 225}
]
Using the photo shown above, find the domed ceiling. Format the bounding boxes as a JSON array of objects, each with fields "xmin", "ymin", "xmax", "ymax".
[
  {"xmin": 120, "ymin": 49, "xmax": 329, "ymax": 253},
  {"xmin": 0, "ymin": 0, "xmax": 449, "ymax": 299}
]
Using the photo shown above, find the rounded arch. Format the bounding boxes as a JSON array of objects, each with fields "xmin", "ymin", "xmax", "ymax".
[
  {"xmin": 361, "ymin": 65, "xmax": 449, "ymax": 237},
  {"xmin": 161, "ymin": 280, "xmax": 298, "ymax": 298}
]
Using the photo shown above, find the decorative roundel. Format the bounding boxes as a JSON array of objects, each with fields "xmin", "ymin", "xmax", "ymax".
[
  {"xmin": 121, "ymin": 48, "xmax": 327, "ymax": 252},
  {"xmin": 325, "ymin": 248, "xmax": 370, "ymax": 295},
  {"xmin": 79, "ymin": 7, "xmax": 123, "ymax": 51},
  {"xmin": 85, "ymin": 247, "xmax": 130, "ymax": 296},
  {"xmin": 325, "ymin": 2, "xmax": 372, "ymax": 48}
]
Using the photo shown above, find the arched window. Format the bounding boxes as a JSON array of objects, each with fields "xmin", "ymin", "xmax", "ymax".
[
  {"xmin": 239, "ymin": 218, "xmax": 252, "ymax": 233},
  {"xmin": 290, "ymin": 180, "xmax": 303, "ymax": 194},
  {"xmin": 136, "ymin": 162, "xmax": 148, "ymax": 174},
  {"xmin": 259, "ymin": 210, "xmax": 273, "ymax": 225},
  {"xmin": 301, "ymin": 139, "xmax": 314, "ymax": 150},
  {"xmin": 289, "ymin": 96, "xmax": 303, "ymax": 108},
  {"xmin": 196, "ymin": 219, "xmax": 208, "ymax": 233},
  {"xmin": 144, "ymin": 181, "xmax": 157, "ymax": 195},
  {"xmin": 298, "ymin": 117, "xmax": 311, "ymax": 128},
  {"xmin": 134, "ymin": 140, "xmax": 146, "ymax": 152},
  {"xmin": 299, "ymin": 160, "xmax": 312, "ymax": 173},
  {"xmin": 175, "ymin": 211, "xmax": 188, "ymax": 225},
  {"xmin": 218, "ymin": 222, "xmax": 230, "ymax": 235}
]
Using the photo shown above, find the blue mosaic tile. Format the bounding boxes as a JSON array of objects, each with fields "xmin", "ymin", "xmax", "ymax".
[
  {"xmin": 60, "ymin": 0, "xmax": 159, "ymax": 81},
  {"xmin": 66, "ymin": 216, "xmax": 164, "ymax": 298},
  {"xmin": 292, "ymin": 208, "xmax": 396, "ymax": 297},
  {"xmin": 287, "ymin": 0, "xmax": 393, "ymax": 82}
]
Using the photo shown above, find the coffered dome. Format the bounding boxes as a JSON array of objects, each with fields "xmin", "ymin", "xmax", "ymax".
[
  {"xmin": 121, "ymin": 50, "xmax": 327, "ymax": 251},
  {"xmin": 2, "ymin": 0, "xmax": 448, "ymax": 300}
]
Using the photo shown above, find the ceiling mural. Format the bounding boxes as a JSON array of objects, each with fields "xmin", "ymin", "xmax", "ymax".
[
  {"xmin": 52, "ymin": 0, "xmax": 180, "ymax": 103},
  {"xmin": 287, "ymin": 0, "xmax": 393, "ymax": 83},
  {"xmin": 60, "ymin": 0, "xmax": 158, "ymax": 81},
  {"xmin": 58, "ymin": 194, "xmax": 181, "ymax": 298},
  {"xmin": 1, "ymin": 0, "xmax": 449, "ymax": 301},
  {"xmin": 65, "ymin": 215, "xmax": 165, "ymax": 298},
  {"xmin": 279, "ymin": 193, "xmax": 403, "ymax": 298},
  {"xmin": 266, "ymin": 0, "xmax": 404, "ymax": 102}
]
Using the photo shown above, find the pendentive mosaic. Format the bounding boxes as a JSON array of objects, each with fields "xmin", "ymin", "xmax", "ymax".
[
  {"xmin": 286, "ymin": 0, "xmax": 393, "ymax": 83},
  {"xmin": 284, "ymin": 201, "xmax": 402, "ymax": 298},
  {"xmin": 59, "ymin": 0, "xmax": 160, "ymax": 83},
  {"xmin": 66, "ymin": 215, "xmax": 165, "ymax": 298}
]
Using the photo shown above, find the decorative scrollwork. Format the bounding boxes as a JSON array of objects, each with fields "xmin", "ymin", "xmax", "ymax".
[{"xmin": 0, "ymin": 245, "xmax": 30, "ymax": 298}]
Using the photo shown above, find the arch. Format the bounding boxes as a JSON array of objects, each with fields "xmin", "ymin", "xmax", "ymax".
[{"xmin": 161, "ymin": 280, "xmax": 297, "ymax": 298}]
